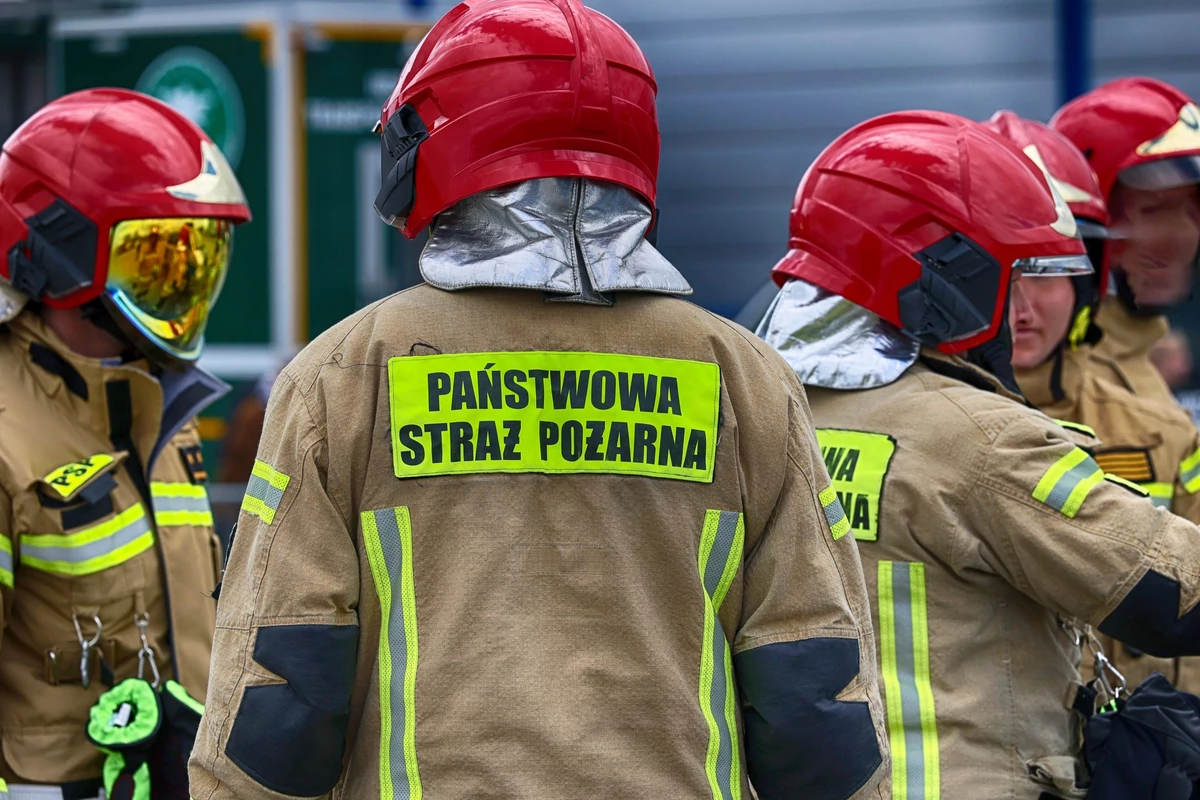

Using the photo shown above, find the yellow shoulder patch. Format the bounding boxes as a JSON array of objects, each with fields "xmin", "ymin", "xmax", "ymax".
[{"xmin": 41, "ymin": 454, "xmax": 118, "ymax": 500}]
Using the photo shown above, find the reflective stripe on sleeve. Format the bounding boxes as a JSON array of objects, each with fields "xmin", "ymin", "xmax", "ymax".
[
  {"xmin": 697, "ymin": 510, "xmax": 745, "ymax": 800},
  {"xmin": 1052, "ymin": 419, "xmax": 1096, "ymax": 438},
  {"xmin": 1180, "ymin": 447, "xmax": 1200, "ymax": 494},
  {"xmin": 151, "ymin": 481, "xmax": 213, "ymax": 527},
  {"xmin": 1032, "ymin": 448, "xmax": 1105, "ymax": 518},
  {"xmin": 1141, "ymin": 482, "xmax": 1174, "ymax": 509},
  {"xmin": 242, "ymin": 460, "xmax": 291, "ymax": 525},
  {"xmin": 362, "ymin": 506, "xmax": 422, "ymax": 800},
  {"xmin": 19, "ymin": 505, "xmax": 153, "ymax": 576},
  {"xmin": 0, "ymin": 535, "xmax": 12, "ymax": 589},
  {"xmin": 879, "ymin": 561, "xmax": 940, "ymax": 800},
  {"xmin": 818, "ymin": 486, "xmax": 851, "ymax": 541}
]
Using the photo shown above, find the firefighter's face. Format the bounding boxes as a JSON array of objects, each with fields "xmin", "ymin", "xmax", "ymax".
[
  {"xmin": 1110, "ymin": 184, "xmax": 1200, "ymax": 307},
  {"xmin": 1009, "ymin": 273, "xmax": 1076, "ymax": 369}
]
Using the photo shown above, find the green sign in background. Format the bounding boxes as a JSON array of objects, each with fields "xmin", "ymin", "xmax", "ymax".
[
  {"xmin": 303, "ymin": 34, "xmax": 425, "ymax": 338},
  {"xmin": 60, "ymin": 30, "xmax": 272, "ymax": 345}
]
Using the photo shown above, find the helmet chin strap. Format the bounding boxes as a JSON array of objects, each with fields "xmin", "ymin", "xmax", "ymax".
[
  {"xmin": 966, "ymin": 293, "xmax": 1021, "ymax": 395},
  {"xmin": 79, "ymin": 298, "xmax": 147, "ymax": 366}
]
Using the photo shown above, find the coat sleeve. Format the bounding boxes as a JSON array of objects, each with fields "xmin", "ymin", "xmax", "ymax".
[
  {"xmin": 965, "ymin": 413, "xmax": 1200, "ymax": 657},
  {"xmin": 1171, "ymin": 431, "xmax": 1200, "ymax": 524},
  {"xmin": 189, "ymin": 373, "xmax": 360, "ymax": 800},
  {"xmin": 732, "ymin": 391, "xmax": 887, "ymax": 800}
]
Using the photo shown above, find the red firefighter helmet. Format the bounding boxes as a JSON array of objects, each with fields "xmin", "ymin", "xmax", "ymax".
[
  {"xmin": 0, "ymin": 88, "xmax": 251, "ymax": 364},
  {"xmin": 375, "ymin": 0, "xmax": 659, "ymax": 239},
  {"xmin": 984, "ymin": 110, "xmax": 1108, "ymax": 347},
  {"xmin": 1051, "ymin": 77, "xmax": 1200, "ymax": 201},
  {"xmin": 772, "ymin": 110, "xmax": 1090, "ymax": 356}
]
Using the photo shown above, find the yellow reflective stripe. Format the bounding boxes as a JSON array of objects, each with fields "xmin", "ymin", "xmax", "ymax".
[
  {"xmin": 19, "ymin": 505, "xmax": 154, "ymax": 576},
  {"xmin": 242, "ymin": 461, "xmax": 291, "ymax": 525},
  {"xmin": 251, "ymin": 460, "xmax": 291, "ymax": 491},
  {"xmin": 154, "ymin": 510, "xmax": 215, "ymax": 527},
  {"xmin": 1032, "ymin": 448, "xmax": 1104, "ymax": 518},
  {"xmin": 697, "ymin": 510, "xmax": 745, "ymax": 800},
  {"xmin": 879, "ymin": 561, "xmax": 940, "ymax": 800},
  {"xmin": 362, "ymin": 507, "xmax": 422, "ymax": 800},
  {"xmin": 150, "ymin": 481, "xmax": 208, "ymax": 499},
  {"xmin": 1104, "ymin": 474, "xmax": 1150, "ymax": 497},
  {"xmin": 1180, "ymin": 447, "xmax": 1200, "ymax": 494},
  {"xmin": 0, "ymin": 535, "xmax": 12, "ymax": 589},
  {"xmin": 152, "ymin": 482, "xmax": 213, "ymax": 527},
  {"xmin": 1053, "ymin": 419, "xmax": 1096, "ymax": 438},
  {"xmin": 818, "ymin": 485, "xmax": 851, "ymax": 541},
  {"xmin": 1140, "ymin": 482, "xmax": 1174, "ymax": 509}
]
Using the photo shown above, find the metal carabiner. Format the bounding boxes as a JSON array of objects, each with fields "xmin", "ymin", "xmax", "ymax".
[
  {"xmin": 73, "ymin": 613, "xmax": 103, "ymax": 690},
  {"xmin": 1084, "ymin": 628, "xmax": 1127, "ymax": 707},
  {"xmin": 134, "ymin": 611, "xmax": 160, "ymax": 687}
]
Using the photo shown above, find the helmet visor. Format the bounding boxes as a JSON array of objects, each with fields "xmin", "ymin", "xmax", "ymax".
[
  {"xmin": 105, "ymin": 217, "xmax": 233, "ymax": 362},
  {"xmin": 1118, "ymin": 155, "xmax": 1200, "ymax": 192},
  {"xmin": 1013, "ymin": 254, "xmax": 1094, "ymax": 276}
]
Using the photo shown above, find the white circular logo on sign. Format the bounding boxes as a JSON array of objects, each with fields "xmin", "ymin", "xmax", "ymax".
[{"xmin": 136, "ymin": 46, "xmax": 246, "ymax": 169}]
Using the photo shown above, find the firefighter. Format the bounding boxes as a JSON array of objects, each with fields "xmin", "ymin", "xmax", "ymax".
[
  {"xmin": 1051, "ymin": 77, "xmax": 1200, "ymax": 408},
  {"xmin": 0, "ymin": 89, "xmax": 250, "ymax": 796},
  {"xmin": 189, "ymin": 2, "xmax": 887, "ymax": 798},
  {"xmin": 986, "ymin": 110, "xmax": 1200, "ymax": 694},
  {"xmin": 757, "ymin": 109, "xmax": 1200, "ymax": 798}
]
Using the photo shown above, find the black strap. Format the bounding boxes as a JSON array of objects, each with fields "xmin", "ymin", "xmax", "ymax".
[
  {"xmin": 1049, "ymin": 348, "xmax": 1066, "ymax": 404},
  {"xmin": 107, "ymin": 378, "xmax": 180, "ymax": 682},
  {"xmin": 60, "ymin": 778, "xmax": 105, "ymax": 800},
  {"xmin": 107, "ymin": 380, "xmax": 150, "ymax": 509},
  {"xmin": 30, "ymin": 342, "xmax": 89, "ymax": 401}
]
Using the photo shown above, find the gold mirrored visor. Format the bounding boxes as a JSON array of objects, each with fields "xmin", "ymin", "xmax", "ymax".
[
  {"xmin": 1013, "ymin": 254, "xmax": 1094, "ymax": 276},
  {"xmin": 105, "ymin": 217, "xmax": 234, "ymax": 362}
]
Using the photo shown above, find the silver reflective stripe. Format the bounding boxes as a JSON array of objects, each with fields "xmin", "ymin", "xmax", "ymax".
[
  {"xmin": 823, "ymin": 497, "xmax": 847, "ymax": 530},
  {"xmin": 1150, "ymin": 495, "xmax": 1173, "ymax": 509},
  {"xmin": 21, "ymin": 515, "xmax": 151, "ymax": 565},
  {"xmin": 5, "ymin": 786, "xmax": 104, "ymax": 800},
  {"xmin": 374, "ymin": 508, "xmax": 411, "ymax": 796},
  {"xmin": 0, "ymin": 542, "xmax": 12, "ymax": 576},
  {"xmin": 152, "ymin": 494, "xmax": 211, "ymax": 514},
  {"xmin": 893, "ymin": 563, "xmax": 926, "ymax": 799},
  {"xmin": 245, "ymin": 473, "xmax": 285, "ymax": 511},
  {"xmin": 1045, "ymin": 459, "xmax": 1100, "ymax": 511},
  {"xmin": 1182, "ymin": 463, "xmax": 1200, "ymax": 490}
]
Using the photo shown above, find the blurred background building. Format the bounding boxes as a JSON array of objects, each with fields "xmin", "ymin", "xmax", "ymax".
[{"xmin": 3, "ymin": 0, "xmax": 1200, "ymax": 527}]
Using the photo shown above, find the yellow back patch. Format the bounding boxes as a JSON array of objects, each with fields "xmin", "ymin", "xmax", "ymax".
[
  {"xmin": 41, "ymin": 454, "xmax": 117, "ymax": 500},
  {"xmin": 816, "ymin": 429, "xmax": 897, "ymax": 542},
  {"xmin": 388, "ymin": 351, "xmax": 721, "ymax": 482}
]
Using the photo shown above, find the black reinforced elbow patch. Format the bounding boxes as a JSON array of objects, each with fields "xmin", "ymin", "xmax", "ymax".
[
  {"xmin": 226, "ymin": 624, "xmax": 359, "ymax": 796},
  {"xmin": 734, "ymin": 637, "xmax": 881, "ymax": 800},
  {"xmin": 1099, "ymin": 570, "xmax": 1200, "ymax": 658}
]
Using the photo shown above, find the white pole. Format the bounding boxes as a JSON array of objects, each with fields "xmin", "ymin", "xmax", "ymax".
[{"xmin": 269, "ymin": 7, "xmax": 298, "ymax": 357}]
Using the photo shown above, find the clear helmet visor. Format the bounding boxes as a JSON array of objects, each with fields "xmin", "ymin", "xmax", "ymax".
[{"xmin": 1012, "ymin": 253, "xmax": 1094, "ymax": 276}]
